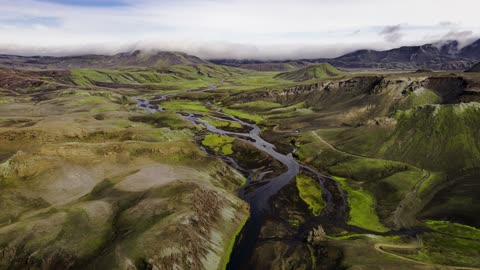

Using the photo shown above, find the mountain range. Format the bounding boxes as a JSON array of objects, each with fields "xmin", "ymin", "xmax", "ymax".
[
  {"xmin": 0, "ymin": 50, "xmax": 207, "ymax": 70},
  {"xmin": 0, "ymin": 39, "xmax": 479, "ymax": 71},
  {"xmin": 212, "ymin": 39, "xmax": 480, "ymax": 71}
]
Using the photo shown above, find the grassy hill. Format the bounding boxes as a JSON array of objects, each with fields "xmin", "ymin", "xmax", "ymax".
[
  {"xmin": 0, "ymin": 50, "xmax": 209, "ymax": 70},
  {"xmin": 377, "ymin": 103, "xmax": 480, "ymax": 171},
  {"xmin": 274, "ymin": 63, "xmax": 347, "ymax": 82},
  {"xmin": 71, "ymin": 64, "xmax": 246, "ymax": 86}
]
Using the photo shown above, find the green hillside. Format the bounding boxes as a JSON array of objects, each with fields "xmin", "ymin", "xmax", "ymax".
[
  {"xmin": 378, "ymin": 103, "xmax": 480, "ymax": 171},
  {"xmin": 71, "ymin": 64, "xmax": 247, "ymax": 87},
  {"xmin": 274, "ymin": 63, "xmax": 347, "ymax": 81}
]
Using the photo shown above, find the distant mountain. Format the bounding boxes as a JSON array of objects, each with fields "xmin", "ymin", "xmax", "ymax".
[
  {"xmin": 466, "ymin": 62, "xmax": 480, "ymax": 72},
  {"xmin": 212, "ymin": 39, "xmax": 480, "ymax": 71},
  {"xmin": 274, "ymin": 63, "xmax": 347, "ymax": 81},
  {"xmin": 0, "ymin": 50, "xmax": 208, "ymax": 70}
]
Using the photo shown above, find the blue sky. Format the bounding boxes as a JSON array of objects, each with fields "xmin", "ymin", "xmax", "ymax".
[
  {"xmin": 0, "ymin": 0, "xmax": 478, "ymax": 59},
  {"xmin": 37, "ymin": 0, "xmax": 128, "ymax": 7}
]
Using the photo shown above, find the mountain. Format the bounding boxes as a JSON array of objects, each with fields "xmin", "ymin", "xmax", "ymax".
[
  {"xmin": 0, "ymin": 50, "xmax": 209, "ymax": 70},
  {"xmin": 274, "ymin": 63, "xmax": 347, "ymax": 81},
  {"xmin": 213, "ymin": 39, "xmax": 480, "ymax": 71},
  {"xmin": 466, "ymin": 62, "xmax": 480, "ymax": 72},
  {"xmin": 460, "ymin": 39, "xmax": 480, "ymax": 59}
]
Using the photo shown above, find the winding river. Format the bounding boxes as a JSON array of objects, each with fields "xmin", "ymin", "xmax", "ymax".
[{"xmin": 134, "ymin": 87, "xmax": 349, "ymax": 269}]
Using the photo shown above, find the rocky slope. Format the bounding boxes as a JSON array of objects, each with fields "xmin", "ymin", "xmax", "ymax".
[{"xmin": 466, "ymin": 62, "xmax": 480, "ymax": 72}]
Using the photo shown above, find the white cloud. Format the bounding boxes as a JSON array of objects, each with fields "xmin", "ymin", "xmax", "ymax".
[{"xmin": 0, "ymin": 0, "xmax": 478, "ymax": 59}]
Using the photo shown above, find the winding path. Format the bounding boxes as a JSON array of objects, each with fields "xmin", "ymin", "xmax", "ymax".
[{"xmin": 374, "ymin": 240, "xmax": 480, "ymax": 270}]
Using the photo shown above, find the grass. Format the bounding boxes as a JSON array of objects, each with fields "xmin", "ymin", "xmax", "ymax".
[
  {"xmin": 408, "ymin": 231, "xmax": 480, "ymax": 267},
  {"xmin": 229, "ymin": 101, "xmax": 282, "ymax": 112},
  {"xmin": 162, "ymin": 100, "xmax": 212, "ymax": 113},
  {"xmin": 129, "ymin": 112, "xmax": 194, "ymax": 129},
  {"xmin": 295, "ymin": 174, "xmax": 325, "ymax": 216},
  {"xmin": 333, "ymin": 176, "xmax": 388, "ymax": 232},
  {"xmin": 425, "ymin": 220, "xmax": 480, "ymax": 239},
  {"xmin": 222, "ymin": 108, "xmax": 263, "ymax": 124},
  {"xmin": 275, "ymin": 63, "xmax": 347, "ymax": 82},
  {"xmin": 398, "ymin": 88, "xmax": 441, "ymax": 110},
  {"xmin": 220, "ymin": 212, "xmax": 249, "ymax": 270},
  {"xmin": 378, "ymin": 103, "xmax": 480, "ymax": 171},
  {"xmin": 201, "ymin": 116, "xmax": 243, "ymax": 129},
  {"xmin": 416, "ymin": 172, "xmax": 447, "ymax": 199},
  {"xmin": 202, "ymin": 134, "xmax": 235, "ymax": 155}
]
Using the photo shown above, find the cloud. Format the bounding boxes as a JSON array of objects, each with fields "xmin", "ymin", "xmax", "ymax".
[
  {"xmin": 379, "ymin": 25, "xmax": 404, "ymax": 43},
  {"xmin": 442, "ymin": 30, "xmax": 473, "ymax": 40},
  {"xmin": 438, "ymin": 21, "xmax": 460, "ymax": 28},
  {"xmin": 0, "ymin": 0, "xmax": 479, "ymax": 59}
]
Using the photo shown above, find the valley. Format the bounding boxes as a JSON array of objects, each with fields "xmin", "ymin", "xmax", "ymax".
[{"xmin": 0, "ymin": 51, "xmax": 480, "ymax": 269}]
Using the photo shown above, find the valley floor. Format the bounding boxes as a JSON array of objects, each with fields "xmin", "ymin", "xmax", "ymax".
[{"xmin": 0, "ymin": 64, "xmax": 480, "ymax": 269}]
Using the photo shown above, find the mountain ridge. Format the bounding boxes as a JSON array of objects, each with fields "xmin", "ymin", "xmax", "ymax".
[
  {"xmin": 212, "ymin": 39, "xmax": 480, "ymax": 71},
  {"xmin": 0, "ymin": 50, "xmax": 209, "ymax": 70}
]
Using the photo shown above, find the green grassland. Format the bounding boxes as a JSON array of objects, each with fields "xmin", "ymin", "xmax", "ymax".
[
  {"xmin": 275, "ymin": 63, "xmax": 348, "ymax": 82},
  {"xmin": 333, "ymin": 176, "xmax": 388, "ymax": 232},
  {"xmin": 222, "ymin": 108, "xmax": 264, "ymax": 124},
  {"xmin": 3, "ymin": 62, "xmax": 480, "ymax": 269},
  {"xmin": 201, "ymin": 116, "xmax": 243, "ymax": 129},
  {"xmin": 202, "ymin": 134, "xmax": 235, "ymax": 155},
  {"xmin": 406, "ymin": 223, "xmax": 480, "ymax": 267},
  {"xmin": 295, "ymin": 131, "xmax": 424, "ymax": 225},
  {"xmin": 295, "ymin": 174, "xmax": 325, "ymax": 216},
  {"xmin": 161, "ymin": 100, "xmax": 213, "ymax": 113}
]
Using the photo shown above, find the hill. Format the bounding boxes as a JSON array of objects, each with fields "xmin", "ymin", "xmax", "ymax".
[
  {"xmin": 274, "ymin": 63, "xmax": 347, "ymax": 81},
  {"xmin": 0, "ymin": 50, "xmax": 209, "ymax": 70}
]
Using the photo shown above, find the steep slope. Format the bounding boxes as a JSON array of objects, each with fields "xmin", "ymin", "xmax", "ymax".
[
  {"xmin": 460, "ymin": 39, "xmax": 480, "ymax": 60},
  {"xmin": 378, "ymin": 103, "xmax": 480, "ymax": 171},
  {"xmin": 0, "ymin": 50, "xmax": 209, "ymax": 70},
  {"xmin": 466, "ymin": 62, "xmax": 480, "ymax": 72},
  {"xmin": 274, "ymin": 63, "xmax": 347, "ymax": 81}
]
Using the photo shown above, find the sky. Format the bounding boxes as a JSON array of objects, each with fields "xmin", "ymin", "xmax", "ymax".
[{"xmin": 0, "ymin": 0, "xmax": 478, "ymax": 59}]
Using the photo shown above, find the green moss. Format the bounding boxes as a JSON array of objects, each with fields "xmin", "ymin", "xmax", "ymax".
[
  {"xmin": 220, "ymin": 213, "xmax": 249, "ymax": 270},
  {"xmin": 202, "ymin": 134, "xmax": 235, "ymax": 155},
  {"xmin": 333, "ymin": 176, "xmax": 388, "ymax": 232},
  {"xmin": 425, "ymin": 220, "xmax": 480, "ymax": 239},
  {"xmin": 201, "ymin": 117, "xmax": 243, "ymax": 129},
  {"xmin": 296, "ymin": 174, "xmax": 325, "ymax": 216},
  {"xmin": 409, "ymin": 231, "xmax": 480, "ymax": 267},
  {"xmin": 275, "ymin": 63, "xmax": 347, "ymax": 82},
  {"xmin": 162, "ymin": 101, "xmax": 211, "ymax": 113},
  {"xmin": 379, "ymin": 103, "xmax": 480, "ymax": 171},
  {"xmin": 230, "ymin": 101, "xmax": 282, "ymax": 112},
  {"xmin": 417, "ymin": 172, "xmax": 447, "ymax": 199},
  {"xmin": 129, "ymin": 112, "xmax": 194, "ymax": 129},
  {"xmin": 222, "ymin": 108, "xmax": 263, "ymax": 124}
]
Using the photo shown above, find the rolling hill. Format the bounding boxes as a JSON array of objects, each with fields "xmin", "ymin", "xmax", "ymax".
[
  {"xmin": 0, "ymin": 50, "xmax": 209, "ymax": 70},
  {"xmin": 274, "ymin": 63, "xmax": 347, "ymax": 81}
]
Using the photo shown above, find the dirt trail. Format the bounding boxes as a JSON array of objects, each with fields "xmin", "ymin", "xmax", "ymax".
[{"xmin": 375, "ymin": 240, "xmax": 480, "ymax": 270}]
